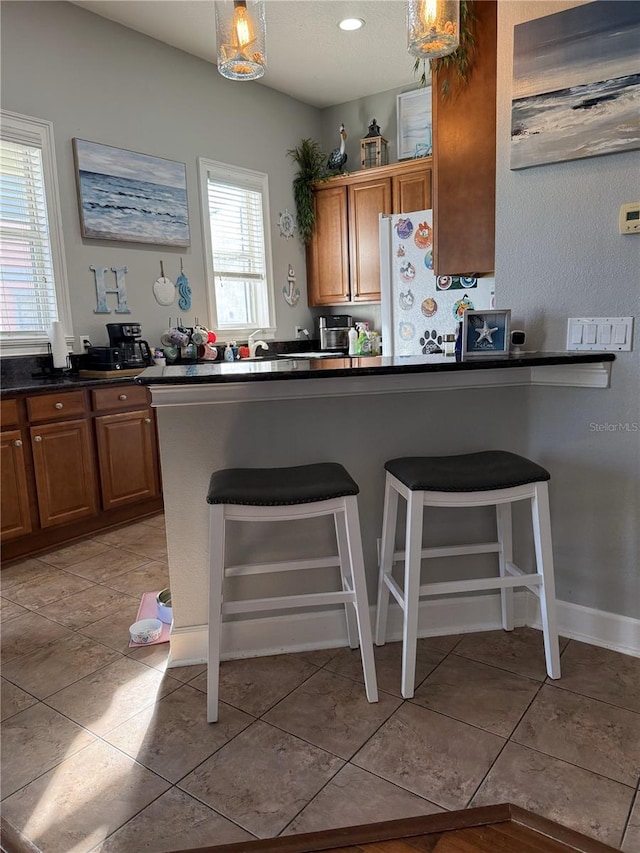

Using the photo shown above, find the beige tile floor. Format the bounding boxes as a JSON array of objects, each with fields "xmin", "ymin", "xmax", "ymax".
[{"xmin": 1, "ymin": 514, "xmax": 639, "ymax": 853}]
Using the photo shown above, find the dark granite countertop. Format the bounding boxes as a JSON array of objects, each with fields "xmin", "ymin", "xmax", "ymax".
[
  {"xmin": 1, "ymin": 366, "xmax": 142, "ymax": 396},
  {"xmin": 134, "ymin": 351, "xmax": 615, "ymax": 386}
]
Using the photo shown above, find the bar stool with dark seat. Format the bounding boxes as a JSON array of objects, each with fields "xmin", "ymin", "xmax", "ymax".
[
  {"xmin": 206, "ymin": 462, "xmax": 378, "ymax": 722},
  {"xmin": 375, "ymin": 450, "xmax": 561, "ymax": 698}
]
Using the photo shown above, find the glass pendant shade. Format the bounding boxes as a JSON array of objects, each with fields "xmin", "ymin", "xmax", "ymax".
[
  {"xmin": 407, "ymin": 0, "xmax": 460, "ymax": 60},
  {"xmin": 215, "ymin": 0, "xmax": 266, "ymax": 81}
]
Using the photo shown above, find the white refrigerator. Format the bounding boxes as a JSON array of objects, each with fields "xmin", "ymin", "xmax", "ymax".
[{"xmin": 379, "ymin": 209, "xmax": 495, "ymax": 356}]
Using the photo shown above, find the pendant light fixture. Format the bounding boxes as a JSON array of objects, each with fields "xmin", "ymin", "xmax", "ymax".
[
  {"xmin": 215, "ymin": 0, "xmax": 266, "ymax": 81},
  {"xmin": 407, "ymin": 0, "xmax": 460, "ymax": 60}
]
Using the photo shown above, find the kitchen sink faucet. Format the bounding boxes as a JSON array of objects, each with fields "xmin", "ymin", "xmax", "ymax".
[{"xmin": 248, "ymin": 329, "xmax": 269, "ymax": 358}]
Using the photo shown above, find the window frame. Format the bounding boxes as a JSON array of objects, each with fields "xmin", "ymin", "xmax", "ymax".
[
  {"xmin": 0, "ymin": 110, "xmax": 72, "ymax": 355},
  {"xmin": 198, "ymin": 157, "xmax": 276, "ymax": 341}
]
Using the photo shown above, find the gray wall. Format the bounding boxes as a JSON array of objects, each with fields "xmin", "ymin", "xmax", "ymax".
[
  {"xmin": 495, "ymin": 2, "xmax": 640, "ymax": 617},
  {"xmin": 2, "ymin": 1, "xmax": 638, "ymax": 619},
  {"xmin": 0, "ymin": 0, "xmax": 320, "ymax": 349}
]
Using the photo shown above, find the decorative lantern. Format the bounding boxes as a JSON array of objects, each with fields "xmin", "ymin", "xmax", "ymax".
[
  {"xmin": 215, "ymin": 0, "xmax": 266, "ymax": 81},
  {"xmin": 360, "ymin": 119, "xmax": 388, "ymax": 169},
  {"xmin": 407, "ymin": 0, "xmax": 460, "ymax": 60}
]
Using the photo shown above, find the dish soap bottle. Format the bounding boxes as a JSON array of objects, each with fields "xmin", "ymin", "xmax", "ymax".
[
  {"xmin": 224, "ymin": 342, "xmax": 234, "ymax": 362},
  {"xmin": 348, "ymin": 326, "xmax": 358, "ymax": 356}
]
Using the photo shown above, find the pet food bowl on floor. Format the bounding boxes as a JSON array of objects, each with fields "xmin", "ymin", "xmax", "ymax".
[
  {"xmin": 129, "ymin": 618, "xmax": 163, "ymax": 644},
  {"xmin": 156, "ymin": 588, "xmax": 173, "ymax": 624}
]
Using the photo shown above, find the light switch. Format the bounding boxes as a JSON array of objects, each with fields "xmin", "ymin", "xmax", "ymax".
[
  {"xmin": 613, "ymin": 324, "xmax": 627, "ymax": 344},
  {"xmin": 566, "ymin": 317, "xmax": 634, "ymax": 351},
  {"xmin": 599, "ymin": 324, "xmax": 612, "ymax": 344},
  {"xmin": 570, "ymin": 324, "xmax": 583, "ymax": 344},
  {"xmin": 584, "ymin": 324, "xmax": 597, "ymax": 344}
]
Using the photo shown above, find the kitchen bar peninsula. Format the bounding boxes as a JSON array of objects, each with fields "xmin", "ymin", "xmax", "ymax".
[{"xmin": 137, "ymin": 352, "xmax": 614, "ymax": 667}]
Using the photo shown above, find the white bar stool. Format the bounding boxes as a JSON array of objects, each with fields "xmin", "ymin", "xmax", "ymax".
[
  {"xmin": 375, "ymin": 450, "xmax": 561, "ymax": 698},
  {"xmin": 206, "ymin": 462, "xmax": 378, "ymax": 722}
]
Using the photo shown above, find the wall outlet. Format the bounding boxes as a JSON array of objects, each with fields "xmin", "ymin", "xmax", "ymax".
[
  {"xmin": 76, "ymin": 334, "xmax": 92, "ymax": 353},
  {"xmin": 295, "ymin": 326, "xmax": 309, "ymax": 339}
]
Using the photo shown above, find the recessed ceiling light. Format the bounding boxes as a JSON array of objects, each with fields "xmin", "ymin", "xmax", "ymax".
[{"xmin": 339, "ymin": 18, "xmax": 365, "ymax": 31}]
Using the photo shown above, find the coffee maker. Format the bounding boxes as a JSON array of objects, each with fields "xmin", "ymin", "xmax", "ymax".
[{"xmin": 105, "ymin": 323, "xmax": 152, "ymax": 368}]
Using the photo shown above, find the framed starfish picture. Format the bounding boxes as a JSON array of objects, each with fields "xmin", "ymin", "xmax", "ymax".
[{"xmin": 462, "ymin": 310, "xmax": 511, "ymax": 359}]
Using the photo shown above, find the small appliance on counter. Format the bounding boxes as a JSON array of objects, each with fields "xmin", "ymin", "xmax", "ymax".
[
  {"xmin": 318, "ymin": 315, "xmax": 352, "ymax": 352},
  {"xmin": 83, "ymin": 322, "xmax": 152, "ymax": 374}
]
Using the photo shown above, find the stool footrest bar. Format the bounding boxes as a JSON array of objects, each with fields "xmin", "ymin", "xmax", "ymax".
[
  {"xmin": 393, "ymin": 542, "xmax": 501, "ymax": 563},
  {"xmin": 225, "ymin": 556, "xmax": 341, "ymax": 577},
  {"xmin": 419, "ymin": 574, "xmax": 542, "ymax": 597},
  {"xmin": 222, "ymin": 590, "xmax": 353, "ymax": 615}
]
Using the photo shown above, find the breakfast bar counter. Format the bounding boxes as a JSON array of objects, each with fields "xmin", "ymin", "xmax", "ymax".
[{"xmin": 136, "ymin": 352, "xmax": 615, "ymax": 668}]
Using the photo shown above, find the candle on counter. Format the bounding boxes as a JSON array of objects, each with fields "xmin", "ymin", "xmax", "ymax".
[{"xmin": 49, "ymin": 321, "xmax": 68, "ymax": 369}]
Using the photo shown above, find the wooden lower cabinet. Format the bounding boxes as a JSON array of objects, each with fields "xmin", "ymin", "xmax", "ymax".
[
  {"xmin": 30, "ymin": 419, "xmax": 98, "ymax": 528},
  {"xmin": 1, "ymin": 383, "xmax": 163, "ymax": 562},
  {"xmin": 95, "ymin": 409, "xmax": 159, "ymax": 510},
  {"xmin": 1, "ymin": 429, "xmax": 32, "ymax": 540}
]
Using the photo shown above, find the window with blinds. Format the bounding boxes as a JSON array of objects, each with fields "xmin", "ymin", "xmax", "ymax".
[
  {"xmin": 0, "ymin": 112, "xmax": 70, "ymax": 354},
  {"xmin": 198, "ymin": 158, "xmax": 275, "ymax": 336}
]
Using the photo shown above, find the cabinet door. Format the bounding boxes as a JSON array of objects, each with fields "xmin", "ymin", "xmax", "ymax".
[
  {"xmin": 306, "ymin": 186, "xmax": 350, "ymax": 306},
  {"xmin": 1, "ymin": 429, "xmax": 32, "ymax": 541},
  {"xmin": 392, "ymin": 168, "xmax": 432, "ymax": 214},
  {"xmin": 30, "ymin": 419, "xmax": 98, "ymax": 528},
  {"xmin": 348, "ymin": 179, "xmax": 391, "ymax": 302},
  {"xmin": 95, "ymin": 409, "xmax": 159, "ymax": 510},
  {"xmin": 432, "ymin": 0, "xmax": 497, "ymax": 275}
]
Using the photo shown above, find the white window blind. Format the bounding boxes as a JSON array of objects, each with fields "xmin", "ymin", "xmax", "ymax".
[
  {"xmin": 0, "ymin": 139, "xmax": 57, "ymax": 333},
  {"xmin": 199, "ymin": 158, "xmax": 275, "ymax": 337},
  {"xmin": 0, "ymin": 111, "xmax": 71, "ymax": 354}
]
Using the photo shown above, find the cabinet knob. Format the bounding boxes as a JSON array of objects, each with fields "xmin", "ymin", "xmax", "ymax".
[
  {"xmin": 34, "ymin": 435, "xmax": 42, "ymax": 442},
  {"xmin": 14, "ymin": 439, "xmax": 23, "ymax": 447},
  {"xmin": 118, "ymin": 394, "xmax": 127, "ymax": 401},
  {"xmin": 144, "ymin": 418, "xmax": 151, "ymax": 424},
  {"xmin": 54, "ymin": 402, "xmax": 64, "ymax": 409}
]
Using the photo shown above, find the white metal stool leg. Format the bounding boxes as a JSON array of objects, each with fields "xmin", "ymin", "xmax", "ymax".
[
  {"xmin": 401, "ymin": 490, "xmax": 425, "ymax": 699},
  {"xmin": 335, "ymin": 507, "xmax": 359, "ymax": 649},
  {"xmin": 532, "ymin": 482, "xmax": 561, "ymax": 679},
  {"xmin": 207, "ymin": 503, "xmax": 225, "ymax": 723},
  {"xmin": 375, "ymin": 475, "xmax": 399, "ymax": 645},
  {"xmin": 344, "ymin": 495, "xmax": 378, "ymax": 702},
  {"xmin": 496, "ymin": 501, "xmax": 514, "ymax": 631}
]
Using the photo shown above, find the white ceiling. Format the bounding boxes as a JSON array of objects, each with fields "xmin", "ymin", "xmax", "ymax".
[{"xmin": 71, "ymin": 1, "xmax": 417, "ymax": 109}]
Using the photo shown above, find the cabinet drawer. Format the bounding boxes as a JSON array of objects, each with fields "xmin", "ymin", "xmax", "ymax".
[
  {"xmin": 1, "ymin": 399, "xmax": 19, "ymax": 428},
  {"xmin": 27, "ymin": 391, "xmax": 87, "ymax": 422},
  {"xmin": 92, "ymin": 385, "xmax": 149, "ymax": 413}
]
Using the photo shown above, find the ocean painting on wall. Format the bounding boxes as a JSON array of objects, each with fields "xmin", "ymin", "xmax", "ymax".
[
  {"xmin": 73, "ymin": 139, "xmax": 190, "ymax": 246},
  {"xmin": 511, "ymin": 1, "xmax": 640, "ymax": 170}
]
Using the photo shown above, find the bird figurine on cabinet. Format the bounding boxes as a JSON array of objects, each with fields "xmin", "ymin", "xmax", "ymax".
[{"xmin": 327, "ymin": 124, "xmax": 348, "ymax": 173}]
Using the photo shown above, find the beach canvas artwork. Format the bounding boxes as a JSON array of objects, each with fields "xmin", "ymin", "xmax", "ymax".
[
  {"xmin": 73, "ymin": 139, "xmax": 190, "ymax": 246},
  {"xmin": 511, "ymin": 1, "xmax": 640, "ymax": 170}
]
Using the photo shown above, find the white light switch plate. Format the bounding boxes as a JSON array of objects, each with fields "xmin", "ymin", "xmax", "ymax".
[{"xmin": 567, "ymin": 317, "xmax": 634, "ymax": 351}]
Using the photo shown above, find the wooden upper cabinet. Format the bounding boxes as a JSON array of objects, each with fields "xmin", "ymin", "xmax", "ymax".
[
  {"xmin": 306, "ymin": 186, "xmax": 350, "ymax": 306},
  {"xmin": 307, "ymin": 159, "xmax": 432, "ymax": 306},
  {"xmin": 30, "ymin": 419, "xmax": 98, "ymax": 528},
  {"xmin": 432, "ymin": 0, "xmax": 497, "ymax": 275},
  {"xmin": 392, "ymin": 168, "xmax": 432, "ymax": 214},
  {"xmin": 348, "ymin": 179, "xmax": 391, "ymax": 302}
]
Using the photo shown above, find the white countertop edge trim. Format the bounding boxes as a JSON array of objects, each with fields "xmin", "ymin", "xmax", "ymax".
[{"xmin": 146, "ymin": 361, "xmax": 611, "ymax": 407}]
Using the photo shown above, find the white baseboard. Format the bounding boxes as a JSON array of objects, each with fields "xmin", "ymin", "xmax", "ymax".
[
  {"xmin": 168, "ymin": 592, "xmax": 640, "ymax": 668},
  {"xmin": 529, "ymin": 598, "xmax": 640, "ymax": 658}
]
